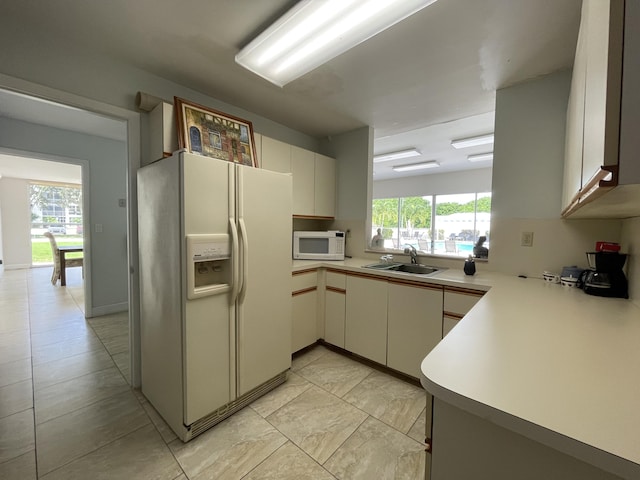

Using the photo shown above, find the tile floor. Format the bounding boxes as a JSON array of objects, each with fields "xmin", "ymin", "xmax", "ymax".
[{"xmin": 0, "ymin": 266, "xmax": 427, "ymax": 479}]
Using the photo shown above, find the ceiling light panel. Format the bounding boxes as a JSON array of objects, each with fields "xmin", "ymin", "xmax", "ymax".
[
  {"xmin": 235, "ymin": 0, "xmax": 438, "ymax": 87},
  {"xmin": 468, "ymin": 152, "xmax": 493, "ymax": 162},
  {"xmin": 451, "ymin": 133, "xmax": 494, "ymax": 149},
  {"xmin": 392, "ymin": 161, "xmax": 439, "ymax": 172},
  {"xmin": 373, "ymin": 148, "xmax": 421, "ymax": 163}
]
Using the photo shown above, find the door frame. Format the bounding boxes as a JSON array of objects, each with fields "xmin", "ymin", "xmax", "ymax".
[{"xmin": 0, "ymin": 73, "xmax": 142, "ymax": 387}]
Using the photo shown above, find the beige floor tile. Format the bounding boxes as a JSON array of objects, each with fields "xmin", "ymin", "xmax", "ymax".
[
  {"xmin": 407, "ymin": 408, "xmax": 427, "ymax": 444},
  {"xmin": 324, "ymin": 416, "xmax": 425, "ymax": 480},
  {"xmin": 170, "ymin": 407, "xmax": 287, "ymax": 480},
  {"xmin": 0, "ymin": 358, "xmax": 31, "ymax": 388},
  {"xmin": 35, "ymin": 367, "xmax": 129, "ymax": 424},
  {"xmin": 29, "ymin": 314, "xmax": 87, "ymax": 334},
  {"xmin": 244, "ymin": 441, "xmax": 335, "ymax": 480},
  {"xmin": 111, "ymin": 351, "xmax": 131, "ymax": 383},
  {"xmin": 30, "ymin": 322, "xmax": 94, "ymax": 348},
  {"xmin": 0, "ymin": 312, "xmax": 29, "ymax": 335},
  {"xmin": 39, "ymin": 424, "xmax": 183, "ymax": 480},
  {"xmin": 172, "ymin": 475, "xmax": 188, "ymax": 480},
  {"xmin": 0, "ymin": 379, "xmax": 33, "ymax": 419},
  {"xmin": 0, "ymin": 330, "xmax": 30, "ymax": 356},
  {"xmin": 101, "ymin": 332, "xmax": 129, "ymax": 355},
  {"xmin": 33, "ymin": 348, "xmax": 114, "ymax": 391},
  {"xmin": 291, "ymin": 345, "xmax": 329, "ymax": 371},
  {"xmin": 297, "ymin": 350, "xmax": 372, "ymax": 397},
  {"xmin": 0, "ymin": 409, "xmax": 35, "ymax": 464},
  {"xmin": 141, "ymin": 400, "xmax": 178, "ymax": 444},
  {"xmin": 0, "ymin": 450, "xmax": 37, "ymax": 480},
  {"xmin": 36, "ymin": 390, "xmax": 151, "ymax": 475},
  {"xmin": 0, "ymin": 341, "xmax": 32, "ymax": 366},
  {"xmin": 343, "ymin": 370, "xmax": 426, "ymax": 433},
  {"xmin": 250, "ymin": 372, "xmax": 312, "ymax": 418},
  {"xmin": 266, "ymin": 385, "xmax": 367, "ymax": 464},
  {"xmin": 31, "ymin": 334, "xmax": 105, "ymax": 366}
]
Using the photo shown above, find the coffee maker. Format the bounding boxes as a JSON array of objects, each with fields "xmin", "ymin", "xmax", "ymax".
[{"xmin": 580, "ymin": 251, "xmax": 628, "ymax": 298}]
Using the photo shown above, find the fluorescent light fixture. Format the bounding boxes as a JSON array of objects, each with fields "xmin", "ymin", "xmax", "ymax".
[
  {"xmin": 468, "ymin": 152, "xmax": 493, "ymax": 162},
  {"xmin": 392, "ymin": 161, "xmax": 439, "ymax": 172},
  {"xmin": 451, "ymin": 133, "xmax": 494, "ymax": 149},
  {"xmin": 235, "ymin": 0, "xmax": 438, "ymax": 87},
  {"xmin": 373, "ymin": 148, "xmax": 421, "ymax": 163}
]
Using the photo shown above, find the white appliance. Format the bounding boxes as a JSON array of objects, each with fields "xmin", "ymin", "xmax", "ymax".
[
  {"xmin": 293, "ymin": 230, "xmax": 345, "ymax": 260},
  {"xmin": 137, "ymin": 150, "xmax": 292, "ymax": 441}
]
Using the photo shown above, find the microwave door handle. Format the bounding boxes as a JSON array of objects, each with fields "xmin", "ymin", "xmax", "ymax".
[{"xmin": 229, "ymin": 217, "xmax": 240, "ymax": 304}]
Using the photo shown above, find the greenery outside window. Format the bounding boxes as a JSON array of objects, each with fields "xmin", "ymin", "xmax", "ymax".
[{"xmin": 371, "ymin": 192, "xmax": 491, "ymax": 258}]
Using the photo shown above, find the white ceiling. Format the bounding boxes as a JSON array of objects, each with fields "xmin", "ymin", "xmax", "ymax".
[{"xmin": 0, "ymin": 0, "xmax": 581, "ymax": 182}]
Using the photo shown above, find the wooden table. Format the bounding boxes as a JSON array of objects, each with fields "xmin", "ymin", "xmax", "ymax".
[{"xmin": 58, "ymin": 245, "xmax": 83, "ymax": 286}]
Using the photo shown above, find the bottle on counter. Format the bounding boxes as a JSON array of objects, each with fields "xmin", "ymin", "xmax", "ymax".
[{"xmin": 464, "ymin": 255, "xmax": 476, "ymax": 276}]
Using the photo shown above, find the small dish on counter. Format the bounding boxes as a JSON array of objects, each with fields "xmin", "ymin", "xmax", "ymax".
[
  {"xmin": 560, "ymin": 276, "xmax": 579, "ymax": 287},
  {"xmin": 543, "ymin": 271, "xmax": 560, "ymax": 283}
]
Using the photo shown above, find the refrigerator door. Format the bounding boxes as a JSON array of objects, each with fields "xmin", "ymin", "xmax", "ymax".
[
  {"xmin": 236, "ymin": 164, "xmax": 292, "ymax": 396},
  {"xmin": 182, "ymin": 153, "xmax": 235, "ymax": 424}
]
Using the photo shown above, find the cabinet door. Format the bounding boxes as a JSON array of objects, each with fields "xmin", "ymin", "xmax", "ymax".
[
  {"xmin": 314, "ymin": 153, "xmax": 336, "ymax": 218},
  {"xmin": 291, "ymin": 146, "xmax": 315, "ymax": 216},
  {"xmin": 442, "ymin": 315, "xmax": 460, "ymax": 338},
  {"xmin": 345, "ymin": 275, "xmax": 388, "ymax": 365},
  {"xmin": 292, "ymin": 290, "xmax": 318, "ymax": 353},
  {"xmin": 562, "ymin": 15, "xmax": 587, "ymax": 211},
  {"xmin": 581, "ymin": 0, "xmax": 624, "ymax": 186},
  {"xmin": 261, "ymin": 136, "xmax": 291, "ymax": 173},
  {"xmin": 325, "ymin": 289, "xmax": 346, "ymax": 348},
  {"xmin": 387, "ymin": 282, "xmax": 443, "ymax": 378}
]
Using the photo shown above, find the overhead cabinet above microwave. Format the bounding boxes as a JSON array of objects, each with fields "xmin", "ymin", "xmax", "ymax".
[
  {"xmin": 562, "ymin": 0, "xmax": 640, "ymax": 219},
  {"xmin": 261, "ymin": 136, "xmax": 336, "ymax": 219}
]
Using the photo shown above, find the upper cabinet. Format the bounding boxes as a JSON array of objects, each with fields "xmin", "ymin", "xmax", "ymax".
[
  {"xmin": 262, "ymin": 136, "xmax": 336, "ymax": 219},
  {"xmin": 562, "ymin": 0, "xmax": 640, "ymax": 218}
]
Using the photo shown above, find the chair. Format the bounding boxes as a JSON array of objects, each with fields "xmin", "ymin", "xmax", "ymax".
[
  {"xmin": 445, "ymin": 240, "xmax": 458, "ymax": 253},
  {"xmin": 44, "ymin": 232, "xmax": 83, "ymax": 285},
  {"xmin": 418, "ymin": 239, "xmax": 430, "ymax": 251}
]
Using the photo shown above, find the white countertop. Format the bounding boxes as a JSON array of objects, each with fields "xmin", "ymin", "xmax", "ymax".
[{"xmin": 295, "ymin": 258, "xmax": 640, "ymax": 478}]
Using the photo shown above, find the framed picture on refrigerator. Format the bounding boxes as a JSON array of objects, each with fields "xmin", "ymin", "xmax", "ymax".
[{"xmin": 174, "ymin": 97, "xmax": 257, "ymax": 167}]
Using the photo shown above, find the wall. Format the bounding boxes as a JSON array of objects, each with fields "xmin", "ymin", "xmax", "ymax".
[
  {"xmin": 0, "ymin": 117, "xmax": 128, "ymax": 312},
  {"xmin": 0, "ymin": 178, "xmax": 32, "ymax": 268},
  {"xmin": 489, "ymin": 70, "xmax": 623, "ymax": 277},
  {"xmin": 320, "ymin": 127, "xmax": 373, "ymax": 258},
  {"xmin": 373, "ymin": 168, "xmax": 492, "ymax": 199}
]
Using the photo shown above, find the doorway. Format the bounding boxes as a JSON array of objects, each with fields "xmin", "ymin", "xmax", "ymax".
[{"xmin": 0, "ymin": 83, "xmax": 141, "ymax": 386}]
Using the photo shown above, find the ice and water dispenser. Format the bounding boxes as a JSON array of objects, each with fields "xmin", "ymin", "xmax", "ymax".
[{"xmin": 186, "ymin": 234, "xmax": 232, "ymax": 299}]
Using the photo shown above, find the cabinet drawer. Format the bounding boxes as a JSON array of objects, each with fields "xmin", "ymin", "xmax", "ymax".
[
  {"xmin": 326, "ymin": 270, "xmax": 346, "ymax": 290},
  {"xmin": 443, "ymin": 288, "xmax": 484, "ymax": 316},
  {"xmin": 292, "ymin": 270, "xmax": 317, "ymax": 292}
]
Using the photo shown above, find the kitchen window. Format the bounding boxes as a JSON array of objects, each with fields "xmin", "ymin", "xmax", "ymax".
[{"xmin": 371, "ymin": 192, "xmax": 491, "ymax": 258}]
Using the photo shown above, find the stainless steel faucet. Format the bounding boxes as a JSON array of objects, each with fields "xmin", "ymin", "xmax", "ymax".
[{"xmin": 404, "ymin": 246, "xmax": 418, "ymax": 264}]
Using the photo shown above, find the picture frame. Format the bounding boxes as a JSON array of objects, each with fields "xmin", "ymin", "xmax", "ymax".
[{"xmin": 174, "ymin": 97, "xmax": 257, "ymax": 167}]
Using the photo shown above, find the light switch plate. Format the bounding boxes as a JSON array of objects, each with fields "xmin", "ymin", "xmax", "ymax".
[{"xmin": 521, "ymin": 231, "xmax": 534, "ymax": 247}]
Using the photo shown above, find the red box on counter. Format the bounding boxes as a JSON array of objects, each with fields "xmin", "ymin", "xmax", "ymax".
[{"xmin": 595, "ymin": 241, "xmax": 621, "ymax": 252}]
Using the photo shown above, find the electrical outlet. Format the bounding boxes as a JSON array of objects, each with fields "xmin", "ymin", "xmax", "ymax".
[
  {"xmin": 118, "ymin": 198, "xmax": 126, "ymax": 208},
  {"xmin": 521, "ymin": 231, "xmax": 534, "ymax": 247}
]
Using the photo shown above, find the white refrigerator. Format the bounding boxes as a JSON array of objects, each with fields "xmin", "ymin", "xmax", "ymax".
[{"xmin": 137, "ymin": 150, "xmax": 292, "ymax": 441}]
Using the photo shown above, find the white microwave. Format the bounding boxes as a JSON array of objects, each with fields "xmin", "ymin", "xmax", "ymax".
[{"xmin": 293, "ymin": 231, "xmax": 345, "ymax": 260}]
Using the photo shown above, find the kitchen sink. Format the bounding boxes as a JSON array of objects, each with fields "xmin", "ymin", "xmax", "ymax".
[{"xmin": 363, "ymin": 262, "xmax": 441, "ymax": 276}]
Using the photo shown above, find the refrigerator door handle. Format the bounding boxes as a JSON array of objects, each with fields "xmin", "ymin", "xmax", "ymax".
[
  {"xmin": 238, "ymin": 217, "xmax": 249, "ymax": 302},
  {"xmin": 229, "ymin": 217, "xmax": 240, "ymax": 304}
]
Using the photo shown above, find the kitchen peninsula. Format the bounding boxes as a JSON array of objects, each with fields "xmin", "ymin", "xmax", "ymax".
[{"xmin": 293, "ymin": 258, "xmax": 640, "ymax": 480}]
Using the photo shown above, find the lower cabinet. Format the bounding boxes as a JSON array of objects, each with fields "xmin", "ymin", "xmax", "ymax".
[
  {"xmin": 345, "ymin": 274, "xmax": 388, "ymax": 365},
  {"xmin": 324, "ymin": 271, "xmax": 346, "ymax": 348},
  {"xmin": 291, "ymin": 269, "xmax": 318, "ymax": 353},
  {"xmin": 387, "ymin": 281, "xmax": 443, "ymax": 378},
  {"xmin": 442, "ymin": 287, "xmax": 485, "ymax": 337}
]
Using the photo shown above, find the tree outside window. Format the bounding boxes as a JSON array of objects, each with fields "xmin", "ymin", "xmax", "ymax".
[{"xmin": 371, "ymin": 192, "xmax": 491, "ymax": 258}]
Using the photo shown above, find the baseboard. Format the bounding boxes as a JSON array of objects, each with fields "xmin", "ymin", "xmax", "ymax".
[
  {"xmin": 89, "ymin": 302, "xmax": 128, "ymax": 318},
  {"xmin": 4, "ymin": 263, "xmax": 31, "ymax": 270}
]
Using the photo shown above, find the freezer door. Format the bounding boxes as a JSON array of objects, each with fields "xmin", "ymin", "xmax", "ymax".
[
  {"xmin": 236, "ymin": 165, "xmax": 293, "ymax": 396},
  {"xmin": 182, "ymin": 154, "xmax": 235, "ymax": 425}
]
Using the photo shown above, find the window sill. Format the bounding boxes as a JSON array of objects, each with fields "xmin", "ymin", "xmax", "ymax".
[{"xmin": 365, "ymin": 248, "xmax": 489, "ymax": 263}]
